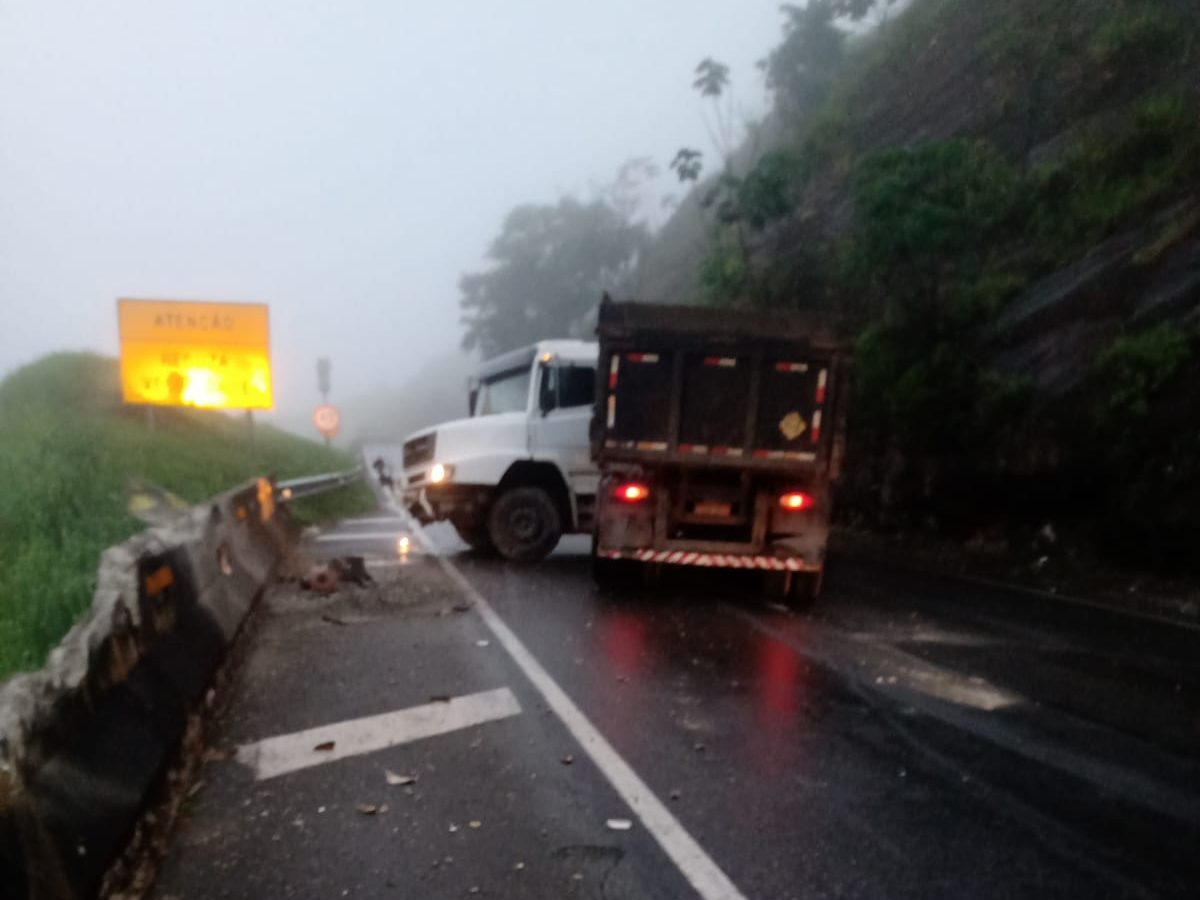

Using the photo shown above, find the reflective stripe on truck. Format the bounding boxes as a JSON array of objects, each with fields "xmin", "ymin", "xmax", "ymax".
[{"xmin": 597, "ymin": 548, "xmax": 819, "ymax": 571}]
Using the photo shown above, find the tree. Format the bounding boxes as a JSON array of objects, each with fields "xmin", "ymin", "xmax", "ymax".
[
  {"xmin": 692, "ymin": 57, "xmax": 730, "ymax": 97},
  {"xmin": 762, "ymin": 2, "xmax": 850, "ymax": 122},
  {"xmin": 670, "ymin": 148, "xmax": 703, "ymax": 183},
  {"xmin": 459, "ymin": 198, "xmax": 646, "ymax": 357}
]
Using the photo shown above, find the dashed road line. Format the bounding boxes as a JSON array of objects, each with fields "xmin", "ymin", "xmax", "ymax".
[
  {"xmin": 236, "ymin": 687, "xmax": 521, "ymax": 781},
  {"xmin": 340, "ymin": 516, "xmax": 407, "ymax": 526},
  {"xmin": 315, "ymin": 530, "xmax": 409, "ymax": 542}
]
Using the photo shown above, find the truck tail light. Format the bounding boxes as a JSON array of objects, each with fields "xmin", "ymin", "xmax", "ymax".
[
  {"xmin": 779, "ymin": 491, "xmax": 814, "ymax": 511},
  {"xmin": 614, "ymin": 482, "xmax": 651, "ymax": 503}
]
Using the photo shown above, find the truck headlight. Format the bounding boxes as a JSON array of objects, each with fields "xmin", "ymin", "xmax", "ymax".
[{"xmin": 429, "ymin": 463, "xmax": 453, "ymax": 484}]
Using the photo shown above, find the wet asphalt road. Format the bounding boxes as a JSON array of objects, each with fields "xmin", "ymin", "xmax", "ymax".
[{"xmin": 153, "ymin": 512, "xmax": 1200, "ymax": 900}]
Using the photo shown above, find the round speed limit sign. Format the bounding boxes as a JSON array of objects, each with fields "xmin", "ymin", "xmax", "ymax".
[{"xmin": 313, "ymin": 404, "xmax": 341, "ymax": 438}]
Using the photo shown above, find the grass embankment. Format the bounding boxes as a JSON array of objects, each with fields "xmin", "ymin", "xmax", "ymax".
[{"xmin": 0, "ymin": 353, "xmax": 375, "ymax": 679}]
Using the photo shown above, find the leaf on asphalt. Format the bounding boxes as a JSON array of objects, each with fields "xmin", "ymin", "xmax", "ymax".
[
  {"xmin": 385, "ymin": 769, "xmax": 417, "ymax": 786},
  {"xmin": 605, "ymin": 818, "xmax": 633, "ymax": 831},
  {"xmin": 314, "ymin": 741, "xmax": 335, "ymax": 752}
]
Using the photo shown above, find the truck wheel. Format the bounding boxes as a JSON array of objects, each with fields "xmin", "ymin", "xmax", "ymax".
[
  {"xmin": 592, "ymin": 555, "xmax": 632, "ymax": 587},
  {"xmin": 762, "ymin": 570, "xmax": 821, "ymax": 608},
  {"xmin": 591, "ymin": 533, "xmax": 639, "ymax": 587},
  {"xmin": 788, "ymin": 571, "xmax": 822, "ymax": 609},
  {"xmin": 488, "ymin": 487, "xmax": 562, "ymax": 562},
  {"xmin": 762, "ymin": 571, "xmax": 790, "ymax": 600}
]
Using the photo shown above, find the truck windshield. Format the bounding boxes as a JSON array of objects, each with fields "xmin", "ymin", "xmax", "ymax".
[{"xmin": 475, "ymin": 367, "xmax": 531, "ymax": 416}]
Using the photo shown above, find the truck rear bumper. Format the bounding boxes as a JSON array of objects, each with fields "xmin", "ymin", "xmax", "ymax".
[{"xmin": 596, "ymin": 547, "xmax": 820, "ymax": 572}]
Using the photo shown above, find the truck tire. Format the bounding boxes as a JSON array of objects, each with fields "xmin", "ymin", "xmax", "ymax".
[
  {"xmin": 788, "ymin": 571, "xmax": 822, "ymax": 609},
  {"xmin": 488, "ymin": 487, "xmax": 562, "ymax": 562},
  {"xmin": 592, "ymin": 555, "xmax": 629, "ymax": 587},
  {"xmin": 763, "ymin": 570, "xmax": 821, "ymax": 609}
]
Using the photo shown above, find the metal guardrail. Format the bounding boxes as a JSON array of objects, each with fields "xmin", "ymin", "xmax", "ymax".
[{"xmin": 276, "ymin": 466, "xmax": 364, "ymax": 501}]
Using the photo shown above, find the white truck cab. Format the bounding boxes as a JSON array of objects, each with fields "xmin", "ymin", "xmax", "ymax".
[{"xmin": 401, "ymin": 340, "xmax": 598, "ymax": 561}]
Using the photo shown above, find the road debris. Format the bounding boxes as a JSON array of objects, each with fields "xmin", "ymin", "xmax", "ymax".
[
  {"xmin": 560, "ymin": 754, "xmax": 574, "ymax": 765},
  {"xmin": 605, "ymin": 818, "xmax": 633, "ymax": 831},
  {"xmin": 356, "ymin": 804, "xmax": 381, "ymax": 816},
  {"xmin": 314, "ymin": 741, "xmax": 335, "ymax": 752},
  {"xmin": 468, "ymin": 820, "xmax": 482, "ymax": 829},
  {"xmin": 302, "ymin": 563, "xmax": 339, "ymax": 595},
  {"xmin": 335, "ymin": 555, "xmax": 375, "ymax": 586},
  {"xmin": 476, "ymin": 639, "xmax": 490, "ymax": 647},
  {"xmin": 385, "ymin": 769, "xmax": 417, "ymax": 786},
  {"xmin": 301, "ymin": 556, "xmax": 376, "ymax": 594},
  {"xmin": 322, "ymin": 613, "xmax": 349, "ymax": 626}
]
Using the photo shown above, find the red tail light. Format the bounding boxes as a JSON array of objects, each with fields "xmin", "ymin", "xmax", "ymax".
[
  {"xmin": 779, "ymin": 491, "xmax": 814, "ymax": 511},
  {"xmin": 614, "ymin": 482, "xmax": 651, "ymax": 503}
]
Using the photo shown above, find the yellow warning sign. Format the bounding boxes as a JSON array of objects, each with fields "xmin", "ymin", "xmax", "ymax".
[
  {"xmin": 117, "ymin": 299, "xmax": 273, "ymax": 409},
  {"xmin": 779, "ymin": 411, "xmax": 808, "ymax": 441}
]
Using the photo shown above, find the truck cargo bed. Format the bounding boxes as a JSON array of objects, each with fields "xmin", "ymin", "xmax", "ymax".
[{"xmin": 593, "ymin": 299, "xmax": 850, "ymax": 475}]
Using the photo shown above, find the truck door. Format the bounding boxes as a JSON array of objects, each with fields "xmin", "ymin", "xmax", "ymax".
[{"xmin": 529, "ymin": 361, "xmax": 599, "ymax": 504}]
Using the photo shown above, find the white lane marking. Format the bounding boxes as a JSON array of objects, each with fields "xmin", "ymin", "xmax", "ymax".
[
  {"xmin": 419, "ymin": 533, "xmax": 747, "ymax": 900},
  {"xmin": 236, "ymin": 687, "xmax": 521, "ymax": 781},
  {"xmin": 365, "ymin": 558, "xmax": 416, "ymax": 568},
  {"xmin": 341, "ymin": 516, "xmax": 407, "ymax": 526},
  {"xmin": 315, "ymin": 531, "xmax": 409, "ymax": 542}
]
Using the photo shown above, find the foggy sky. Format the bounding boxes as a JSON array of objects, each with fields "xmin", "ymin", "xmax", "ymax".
[{"xmin": 0, "ymin": 1, "xmax": 782, "ymax": 434}]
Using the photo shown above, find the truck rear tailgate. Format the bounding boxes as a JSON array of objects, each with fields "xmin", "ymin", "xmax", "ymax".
[{"xmin": 604, "ymin": 347, "xmax": 838, "ymax": 467}]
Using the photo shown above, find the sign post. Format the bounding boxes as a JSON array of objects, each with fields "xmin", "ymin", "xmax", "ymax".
[{"xmin": 317, "ymin": 357, "xmax": 331, "ymax": 403}]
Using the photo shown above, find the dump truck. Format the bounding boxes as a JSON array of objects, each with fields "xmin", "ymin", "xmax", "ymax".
[{"xmin": 590, "ymin": 298, "xmax": 851, "ymax": 602}]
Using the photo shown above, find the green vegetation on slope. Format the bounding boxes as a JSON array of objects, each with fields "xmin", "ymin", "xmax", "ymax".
[
  {"xmin": 0, "ymin": 353, "xmax": 374, "ymax": 679},
  {"xmin": 680, "ymin": 0, "xmax": 1200, "ymax": 568}
]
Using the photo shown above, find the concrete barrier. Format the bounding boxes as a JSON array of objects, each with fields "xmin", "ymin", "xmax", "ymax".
[{"xmin": 0, "ymin": 478, "xmax": 296, "ymax": 900}]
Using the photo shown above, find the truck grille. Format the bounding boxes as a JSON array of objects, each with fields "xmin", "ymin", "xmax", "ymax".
[{"xmin": 403, "ymin": 433, "xmax": 436, "ymax": 469}]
